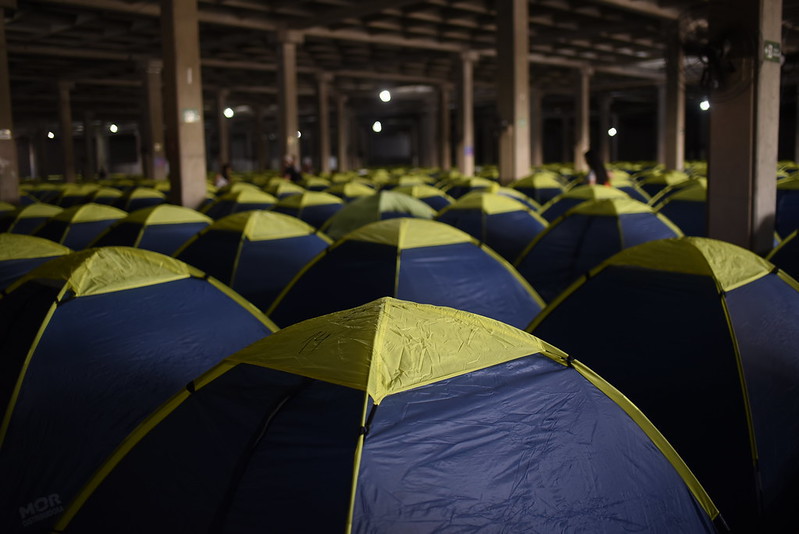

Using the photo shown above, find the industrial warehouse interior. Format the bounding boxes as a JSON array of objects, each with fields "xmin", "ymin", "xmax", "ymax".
[{"xmin": 1, "ymin": 0, "xmax": 799, "ymax": 533}]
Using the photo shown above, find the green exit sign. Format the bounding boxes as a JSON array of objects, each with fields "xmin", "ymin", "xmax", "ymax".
[{"xmin": 764, "ymin": 41, "xmax": 781, "ymax": 63}]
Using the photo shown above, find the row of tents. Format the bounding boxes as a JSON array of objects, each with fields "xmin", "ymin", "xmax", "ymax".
[{"xmin": 2, "ymin": 234, "xmax": 799, "ymax": 532}]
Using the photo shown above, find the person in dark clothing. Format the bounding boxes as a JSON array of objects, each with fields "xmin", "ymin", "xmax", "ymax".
[
  {"xmin": 282, "ymin": 154, "xmax": 302, "ymax": 183},
  {"xmin": 584, "ymin": 149, "xmax": 610, "ymax": 186}
]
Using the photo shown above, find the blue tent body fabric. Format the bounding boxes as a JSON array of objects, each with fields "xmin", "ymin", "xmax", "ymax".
[
  {"xmin": 0, "ymin": 234, "xmax": 71, "ymax": 291},
  {"xmin": 51, "ymin": 298, "xmax": 721, "ymax": 534},
  {"xmin": 0, "ymin": 247, "xmax": 277, "ymax": 534},
  {"xmin": 90, "ymin": 204, "xmax": 212, "ymax": 255},
  {"xmin": 515, "ymin": 198, "xmax": 683, "ymax": 302},
  {"xmin": 529, "ymin": 237, "xmax": 799, "ymax": 532},
  {"xmin": 175, "ymin": 211, "xmax": 331, "ymax": 312},
  {"xmin": 267, "ymin": 218, "xmax": 544, "ymax": 329},
  {"xmin": 33, "ymin": 204, "xmax": 127, "ymax": 250}
]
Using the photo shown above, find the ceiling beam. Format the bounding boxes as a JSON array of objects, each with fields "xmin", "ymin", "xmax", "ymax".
[
  {"xmin": 586, "ymin": 0, "xmax": 681, "ymax": 20},
  {"xmin": 291, "ymin": 0, "xmax": 422, "ymax": 30},
  {"xmin": 304, "ymin": 27, "xmax": 466, "ymax": 52}
]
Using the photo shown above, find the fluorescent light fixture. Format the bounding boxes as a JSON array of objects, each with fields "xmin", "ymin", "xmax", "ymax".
[
  {"xmin": 607, "ymin": 127, "xmax": 617, "ymax": 137},
  {"xmin": 699, "ymin": 100, "xmax": 710, "ymax": 111},
  {"xmin": 109, "ymin": 124, "xmax": 119, "ymax": 133},
  {"xmin": 379, "ymin": 89, "xmax": 391, "ymax": 103},
  {"xmin": 372, "ymin": 120, "xmax": 383, "ymax": 133},
  {"xmin": 223, "ymin": 107, "xmax": 234, "ymax": 118},
  {"xmin": 47, "ymin": 131, "xmax": 55, "ymax": 139}
]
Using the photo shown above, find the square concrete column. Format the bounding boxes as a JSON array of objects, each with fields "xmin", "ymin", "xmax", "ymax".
[
  {"xmin": 665, "ymin": 32, "xmax": 685, "ymax": 170},
  {"xmin": 598, "ymin": 94, "xmax": 612, "ymax": 164},
  {"xmin": 0, "ymin": 10, "xmax": 19, "ymax": 202},
  {"xmin": 336, "ymin": 94, "xmax": 349, "ymax": 172},
  {"xmin": 419, "ymin": 93, "xmax": 437, "ymax": 168},
  {"xmin": 530, "ymin": 84, "xmax": 543, "ymax": 167},
  {"xmin": 277, "ymin": 31, "xmax": 303, "ymax": 164},
  {"xmin": 161, "ymin": 0, "xmax": 207, "ymax": 208},
  {"xmin": 217, "ymin": 89, "xmax": 230, "ymax": 169},
  {"xmin": 83, "ymin": 111, "xmax": 95, "ymax": 180},
  {"xmin": 141, "ymin": 59, "xmax": 167, "ymax": 181},
  {"xmin": 497, "ymin": 0, "xmax": 530, "ymax": 184},
  {"xmin": 794, "ymin": 85, "xmax": 799, "ymax": 161},
  {"xmin": 316, "ymin": 73, "xmax": 332, "ymax": 174},
  {"xmin": 573, "ymin": 67, "xmax": 591, "ymax": 173},
  {"xmin": 58, "ymin": 81, "xmax": 77, "ymax": 183},
  {"xmin": 438, "ymin": 85, "xmax": 451, "ymax": 171},
  {"xmin": 456, "ymin": 51, "xmax": 478, "ymax": 177},
  {"xmin": 657, "ymin": 84, "xmax": 666, "ymax": 164},
  {"xmin": 253, "ymin": 105, "xmax": 267, "ymax": 172},
  {"xmin": 707, "ymin": 0, "xmax": 781, "ymax": 254}
]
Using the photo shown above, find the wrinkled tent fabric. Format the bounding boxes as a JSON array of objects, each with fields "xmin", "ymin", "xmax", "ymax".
[
  {"xmin": 435, "ymin": 192, "xmax": 548, "ymax": 261},
  {"xmin": 0, "ymin": 234, "xmax": 71, "ymax": 291},
  {"xmin": 90, "ymin": 204, "xmax": 212, "ymax": 255},
  {"xmin": 176, "ymin": 211, "xmax": 331, "ymax": 312},
  {"xmin": 268, "ymin": 218, "xmax": 544, "ymax": 329},
  {"xmin": 53, "ymin": 298, "xmax": 720, "ymax": 534},
  {"xmin": 0, "ymin": 247, "xmax": 277, "ymax": 534},
  {"xmin": 0, "ymin": 203, "xmax": 63, "ymax": 234},
  {"xmin": 320, "ymin": 191, "xmax": 436, "ymax": 241},
  {"xmin": 33, "ymin": 203, "xmax": 128, "ymax": 250},
  {"xmin": 529, "ymin": 237, "xmax": 799, "ymax": 532},
  {"xmin": 516, "ymin": 197, "xmax": 683, "ymax": 302},
  {"xmin": 539, "ymin": 184, "xmax": 629, "ymax": 222}
]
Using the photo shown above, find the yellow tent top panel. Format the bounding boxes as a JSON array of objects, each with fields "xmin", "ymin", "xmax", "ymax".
[
  {"xmin": 346, "ymin": 218, "xmax": 473, "ymax": 249},
  {"xmin": 212, "ymin": 210, "xmax": 326, "ymax": 242},
  {"xmin": 604, "ymin": 237, "xmax": 773, "ymax": 293},
  {"xmin": 229, "ymin": 297, "xmax": 565, "ymax": 404},
  {"xmin": 451, "ymin": 191, "xmax": 535, "ymax": 215},
  {"xmin": 0, "ymin": 233, "xmax": 72, "ymax": 260},
  {"xmin": 276, "ymin": 191, "xmax": 344, "ymax": 209},
  {"xmin": 125, "ymin": 205, "xmax": 212, "ymax": 226},
  {"xmin": 52, "ymin": 203, "xmax": 128, "ymax": 223},
  {"xmin": 22, "ymin": 246, "xmax": 198, "ymax": 297}
]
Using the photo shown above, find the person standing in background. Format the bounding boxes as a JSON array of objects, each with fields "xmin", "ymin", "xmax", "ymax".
[{"xmin": 584, "ymin": 149, "xmax": 610, "ymax": 186}]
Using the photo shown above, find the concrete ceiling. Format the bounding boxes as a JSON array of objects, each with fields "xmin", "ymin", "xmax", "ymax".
[{"xmin": 5, "ymin": 0, "xmax": 799, "ymax": 127}]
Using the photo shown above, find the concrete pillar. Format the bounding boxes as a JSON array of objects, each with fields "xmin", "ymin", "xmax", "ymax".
[
  {"xmin": 28, "ymin": 135, "xmax": 38, "ymax": 180},
  {"xmin": 161, "ymin": 0, "xmax": 208, "ymax": 208},
  {"xmin": 277, "ymin": 31, "xmax": 303, "ymax": 164},
  {"xmin": 665, "ymin": 32, "xmax": 685, "ymax": 170},
  {"xmin": 316, "ymin": 73, "xmax": 331, "ymax": 174},
  {"xmin": 0, "ymin": 11, "xmax": 19, "ymax": 202},
  {"xmin": 573, "ymin": 67, "xmax": 591, "ymax": 172},
  {"xmin": 254, "ymin": 105, "xmax": 267, "ymax": 172},
  {"xmin": 456, "ymin": 51, "xmax": 478, "ymax": 176},
  {"xmin": 599, "ymin": 94, "xmax": 612, "ymax": 164},
  {"xmin": 794, "ymin": 85, "xmax": 799, "ymax": 162},
  {"xmin": 336, "ymin": 94, "xmax": 349, "ymax": 172},
  {"xmin": 530, "ymin": 84, "xmax": 543, "ymax": 167},
  {"xmin": 58, "ymin": 81, "xmax": 76, "ymax": 183},
  {"xmin": 140, "ymin": 59, "xmax": 167, "ymax": 180},
  {"xmin": 707, "ymin": 0, "xmax": 781, "ymax": 254},
  {"xmin": 217, "ymin": 89, "xmax": 230, "ymax": 168},
  {"xmin": 497, "ymin": 0, "xmax": 530, "ymax": 184},
  {"xmin": 439, "ymin": 85, "xmax": 451, "ymax": 171},
  {"xmin": 657, "ymin": 84, "xmax": 666, "ymax": 164},
  {"xmin": 95, "ymin": 128, "xmax": 108, "ymax": 175},
  {"xmin": 83, "ymin": 111, "xmax": 96, "ymax": 180},
  {"xmin": 419, "ymin": 93, "xmax": 437, "ymax": 168},
  {"xmin": 561, "ymin": 115, "xmax": 571, "ymax": 163}
]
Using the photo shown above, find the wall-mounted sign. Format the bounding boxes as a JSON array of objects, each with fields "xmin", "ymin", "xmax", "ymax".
[{"xmin": 764, "ymin": 41, "xmax": 782, "ymax": 63}]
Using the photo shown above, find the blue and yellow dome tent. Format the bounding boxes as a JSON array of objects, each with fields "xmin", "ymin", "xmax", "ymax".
[
  {"xmin": 0, "ymin": 203, "xmax": 63, "ymax": 234},
  {"xmin": 439, "ymin": 176, "xmax": 496, "ymax": 199},
  {"xmin": 176, "ymin": 211, "xmax": 331, "ymax": 313},
  {"xmin": 0, "ymin": 201, "xmax": 15, "ymax": 216},
  {"xmin": 539, "ymin": 184, "xmax": 629, "ymax": 222},
  {"xmin": 86, "ymin": 186, "xmax": 124, "ymax": 206},
  {"xmin": 319, "ymin": 190, "xmax": 435, "ymax": 241},
  {"xmin": 272, "ymin": 190, "xmax": 344, "ymax": 228},
  {"xmin": 510, "ymin": 171, "xmax": 565, "ymax": 204},
  {"xmin": 55, "ymin": 184, "xmax": 100, "ymax": 208},
  {"xmin": 636, "ymin": 169, "xmax": 691, "ymax": 197},
  {"xmin": 268, "ymin": 218, "xmax": 544, "ymax": 329},
  {"xmin": 0, "ymin": 234, "xmax": 71, "ymax": 291},
  {"xmin": 776, "ymin": 175, "xmax": 799, "ymax": 238},
  {"xmin": 52, "ymin": 298, "xmax": 721, "ymax": 534},
  {"xmin": 528, "ymin": 238, "xmax": 799, "ymax": 531},
  {"xmin": 89, "ymin": 204, "xmax": 212, "ymax": 255},
  {"xmin": 201, "ymin": 188, "xmax": 277, "ymax": 220},
  {"xmin": 114, "ymin": 187, "xmax": 167, "ymax": 212},
  {"xmin": 656, "ymin": 179, "xmax": 708, "ymax": 236},
  {"xmin": 323, "ymin": 181, "xmax": 376, "ymax": 202},
  {"xmin": 515, "ymin": 198, "xmax": 683, "ymax": 302},
  {"xmin": 767, "ymin": 229, "xmax": 799, "ymax": 279},
  {"xmin": 263, "ymin": 178, "xmax": 306, "ymax": 199},
  {"xmin": 33, "ymin": 203, "xmax": 127, "ymax": 250},
  {"xmin": 435, "ymin": 192, "xmax": 548, "ymax": 261},
  {"xmin": 0, "ymin": 247, "xmax": 277, "ymax": 534},
  {"xmin": 391, "ymin": 183, "xmax": 454, "ymax": 211}
]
